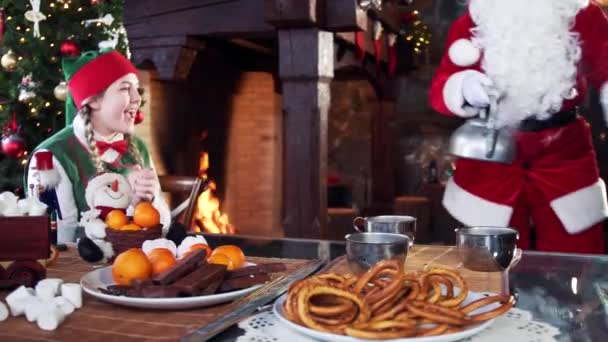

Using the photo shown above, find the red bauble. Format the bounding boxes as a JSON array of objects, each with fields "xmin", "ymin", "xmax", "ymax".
[
  {"xmin": 134, "ymin": 110, "xmax": 144, "ymax": 125},
  {"xmin": 1, "ymin": 133, "xmax": 26, "ymax": 158},
  {"xmin": 91, "ymin": 0, "xmax": 102, "ymax": 4},
  {"xmin": 60, "ymin": 40, "xmax": 80, "ymax": 57}
]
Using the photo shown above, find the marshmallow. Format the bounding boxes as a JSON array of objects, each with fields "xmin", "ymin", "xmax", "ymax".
[
  {"xmin": 177, "ymin": 236, "xmax": 208, "ymax": 259},
  {"xmin": 0, "ymin": 301, "xmax": 8, "ymax": 322},
  {"xmin": 60, "ymin": 283, "xmax": 82, "ymax": 309},
  {"xmin": 6, "ymin": 286, "xmax": 35, "ymax": 316},
  {"xmin": 37, "ymin": 306, "xmax": 66, "ymax": 331},
  {"xmin": 3, "ymin": 204, "xmax": 21, "ymax": 217},
  {"xmin": 53, "ymin": 296, "xmax": 75, "ymax": 315},
  {"xmin": 24, "ymin": 297, "xmax": 46, "ymax": 322},
  {"xmin": 36, "ymin": 278, "xmax": 64, "ymax": 295},
  {"xmin": 29, "ymin": 198, "xmax": 48, "ymax": 216},
  {"xmin": 142, "ymin": 238, "xmax": 177, "ymax": 257},
  {"xmin": 36, "ymin": 284, "xmax": 56, "ymax": 300}
]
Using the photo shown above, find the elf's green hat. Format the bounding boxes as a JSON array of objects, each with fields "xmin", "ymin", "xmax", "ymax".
[{"xmin": 62, "ymin": 49, "xmax": 137, "ymax": 126}]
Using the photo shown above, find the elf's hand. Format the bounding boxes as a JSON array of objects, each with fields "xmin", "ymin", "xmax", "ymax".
[
  {"xmin": 127, "ymin": 165, "xmax": 157, "ymax": 205},
  {"xmin": 461, "ymin": 71, "xmax": 499, "ymax": 117}
]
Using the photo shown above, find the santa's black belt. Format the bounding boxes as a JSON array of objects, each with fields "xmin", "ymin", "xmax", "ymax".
[{"xmin": 518, "ymin": 108, "xmax": 578, "ymax": 132}]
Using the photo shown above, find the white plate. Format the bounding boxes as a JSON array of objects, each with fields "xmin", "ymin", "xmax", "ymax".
[
  {"xmin": 273, "ymin": 290, "xmax": 499, "ymax": 342},
  {"xmin": 81, "ymin": 262, "xmax": 261, "ymax": 310}
]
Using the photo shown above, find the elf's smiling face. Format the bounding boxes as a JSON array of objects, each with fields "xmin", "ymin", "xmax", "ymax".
[{"xmin": 88, "ymin": 73, "xmax": 141, "ymax": 136}]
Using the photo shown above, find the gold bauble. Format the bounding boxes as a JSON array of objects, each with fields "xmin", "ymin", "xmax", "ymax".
[
  {"xmin": 53, "ymin": 82, "xmax": 68, "ymax": 101},
  {"xmin": 1, "ymin": 51, "xmax": 17, "ymax": 71}
]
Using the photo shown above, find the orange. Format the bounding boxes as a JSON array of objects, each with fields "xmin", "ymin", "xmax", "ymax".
[
  {"xmin": 133, "ymin": 202, "xmax": 161, "ymax": 228},
  {"xmin": 211, "ymin": 245, "xmax": 245, "ymax": 269},
  {"xmin": 105, "ymin": 210, "xmax": 128, "ymax": 230},
  {"xmin": 147, "ymin": 248, "xmax": 177, "ymax": 274},
  {"xmin": 120, "ymin": 223, "xmax": 142, "ymax": 231},
  {"xmin": 185, "ymin": 243, "xmax": 212, "ymax": 259},
  {"xmin": 207, "ymin": 253, "xmax": 235, "ymax": 270},
  {"xmin": 112, "ymin": 248, "xmax": 152, "ymax": 285}
]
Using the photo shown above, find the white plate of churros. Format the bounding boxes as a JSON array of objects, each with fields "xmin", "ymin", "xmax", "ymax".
[{"xmin": 273, "ymin": 260, "xmax": 515, "ymax": 341}]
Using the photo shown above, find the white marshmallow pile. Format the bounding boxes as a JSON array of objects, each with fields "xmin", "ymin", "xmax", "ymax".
[
  {"xmin": 0, "ymin": 191, "xmax": 48, "ymax": 217},
  {"xmin": 142, "ymin": 238, "xmax": 177, "ymax": 257},
  {"xmin": 1, "ymin": 279, "xmax": 82, "ymax": 331}
]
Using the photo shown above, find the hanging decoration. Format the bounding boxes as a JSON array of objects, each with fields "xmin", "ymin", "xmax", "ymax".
[
  {"xmin": 24, "ymin": 0, "xmax": 47, "ymax": 38},
  {"xmin": 387, "ymin": 33, "xmax": 398, "ymax": 77},
  {"xmin": 0, "ymin": 8, "xmax": 5, "ymax": 44},
  {"xmin": 91, "ymin": 0, "xmax": 103, "ymax": 5},
  {"xmin": 373, "ymin": 21, "xmax": 383, "ymax": 73},
  {"xmin": 18, "ymin": 74, "xmax": 38, "ymax": 103},
  {"xmin": 1, "ymin": 50, "xmax": 17, "ymax": 71},
  {"xmin": 134, "ymin": 110, "xmax": 144, "ymax": 125},
  {"xmin": 98, "ymin": 28, "xmax": 119, "ymax": 50},
  {"xmin": 53, "ymin": 82, "xmax": 68, "ymax": 101},
  {"xmin": 1, "ymin": 113, "xmax": 26, "ymax": 159},
  {"xmin": 60, "ymin": 39, "xmax": 80, "ymax": 57},
  {"xmin": 83, "ymin": 13, "xmax": 114, "ymax": 27}
]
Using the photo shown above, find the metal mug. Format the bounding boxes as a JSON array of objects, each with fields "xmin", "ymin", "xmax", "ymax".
[
  {"xmin": 345, "ymin": 232, "xmax": 410, "ymax": 275},
  {"xmin": 353, "ymin": 215, "xmax": 416, "ymax": 247}
]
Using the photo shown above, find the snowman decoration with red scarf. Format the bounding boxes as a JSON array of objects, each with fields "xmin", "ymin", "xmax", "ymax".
[
  {"xmin": 429, "ymin": 0, "xmax": 608, "ymax": 253},
  {"xmin": 77, "ymin": 172, "xmax": 132, "ymax": 262}
]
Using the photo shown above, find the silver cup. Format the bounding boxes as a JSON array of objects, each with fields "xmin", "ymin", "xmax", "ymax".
[
  {"xmin": 345, "ymin": 232, "xmax": 410, "ymax": 274},
  {"xmin": 353, "ymin": 215, "xmax": 416, "ymax": 247},
  {"xmin": 456, "ymin": 226, "xmax": 522, "ymax": 296}
]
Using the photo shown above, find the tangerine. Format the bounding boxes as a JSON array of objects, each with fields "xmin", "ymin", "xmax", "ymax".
[
  {"xmin": 112, "ymin": 248, "xmax": 152, "ymax": 285},
  {"xmin": 207, "ymin": 253, "xmax": 235, "ymax": 270},
  {"xmin": 147, "ymin": 248, "xmax": 177, "ymax": 274},
  {"xmin": 105, "ymin": 210, "xmax": 129, "ymax": 230},
  {"xmin": 184, "ymin": 243, "xmax": 212, "ymax": 259},
  {"xmin": 120, "ymin": 223, "xmax": 142, "ymax": 231},
  {"xmin": 211, "ymin": 245, "xmax": 245, "ymax": 269},
  {"xmin": 133, "ymin": 202, "xmax": 161, "ymax": 228}
]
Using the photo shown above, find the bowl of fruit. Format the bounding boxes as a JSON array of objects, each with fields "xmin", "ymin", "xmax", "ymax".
[{"xmin": 105, "ymin": 202, "xmax": 163, "ymax": 257}]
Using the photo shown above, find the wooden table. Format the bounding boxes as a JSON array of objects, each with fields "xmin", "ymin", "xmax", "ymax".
[{"xmin": 0, "ymin": 245, "xmax": 499, "ymax": 341}]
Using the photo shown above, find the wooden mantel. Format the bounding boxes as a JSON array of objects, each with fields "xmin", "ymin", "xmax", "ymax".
[{"xmin": 124, "ymin": 0, "xmax": 402, "ymax": 238}]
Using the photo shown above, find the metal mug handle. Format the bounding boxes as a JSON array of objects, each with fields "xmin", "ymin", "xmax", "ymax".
[{"xmin": 353, "ymin": 217, "xmax": 366, "ymax": 232}]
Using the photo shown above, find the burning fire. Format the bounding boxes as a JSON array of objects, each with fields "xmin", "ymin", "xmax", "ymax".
[{"xmin": 192, "ymin": 152, "xmax": 236, "ymax": 234}]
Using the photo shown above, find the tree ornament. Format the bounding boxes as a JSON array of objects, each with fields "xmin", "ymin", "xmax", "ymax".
[
  {"xmin": 24, "ymin": 0, "xmax": 47, "ymax": 38},
  {"xmin": 60, "ymin": 39, "xmax": 80, "ymax": 57},
  {"xmin": 91, "ymin": 0, "xmax": 103, "ymax": 4},
  {"xmin": 54, "ymin": 82, "xmax": 68, "ymax": 101},
  {"xmin": 18, "ymin": 74, "xmax": 38, "ymax": 102},
  {"xmin": 1, "ymin": 133, "xmax": 26, "ymax": 158},
  {"xmin": 1, "ymin": 50, "xmax": 17, "ymax": 71},
  {"xmin": 0, "ymin": 8, "xmax": 5, "ymax": 44},
  {"xmin": 134, "ymin": 110, "xmax": 144, "ymax": 125}
]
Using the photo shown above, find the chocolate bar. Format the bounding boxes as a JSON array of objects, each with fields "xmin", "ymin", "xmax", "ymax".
[
  {"xmin": 198, "ymin": 278, "xmax": 224, "ymax": 295},
  {"xmin": 225, "ymin": 263, "xmax": 287, "ymax": 279},
  {"xmin": 153, "ymin": 248, "xmax": 207, "ymax": 285},
  {"xmin": 172, "ymin": 263, "xmax": 227, "ymax": 296},
  {"xmin": 219, "ymin": 273, "xmax": 270, "ymax": 293}
]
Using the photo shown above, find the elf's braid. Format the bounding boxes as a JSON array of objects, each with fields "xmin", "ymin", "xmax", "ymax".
[
  {"xmin": 126, "ymin": 135, "xmax": 145, "ymax": 167},
  {"xmin": 80, "ymin": 105, "xmax": 105, "ymax": 173}
]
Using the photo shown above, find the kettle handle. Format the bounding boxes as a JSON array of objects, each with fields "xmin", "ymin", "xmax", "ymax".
[{"xmin": 484, "ymin": 97, "xmax": 500, "ymax": 158}]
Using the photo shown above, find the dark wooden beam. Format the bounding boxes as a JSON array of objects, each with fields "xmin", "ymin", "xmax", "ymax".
[
  {"xmin": 278, "ymin": 28, "xmax": 334, "ymax": 239},
  {"xmin": 264, "ymin": 0, "xmax": 321, "ymax": 27},
  {"xmin": 130, "ymin": 36, "xmax": 204, "ymax": 81},
  {"xmin": 324, "ymin": 0, "xmax": 368, "ymax": 31}
]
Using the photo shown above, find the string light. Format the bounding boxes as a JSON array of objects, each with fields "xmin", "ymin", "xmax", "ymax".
[{"xmin": 19, "ymin": 37, "xmax": 26, "ymax": 43}]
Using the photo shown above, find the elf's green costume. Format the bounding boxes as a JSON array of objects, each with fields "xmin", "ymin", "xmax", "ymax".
[{"xmin": 26, "ymin": 50, "xmax": 170, "ymax": 244}]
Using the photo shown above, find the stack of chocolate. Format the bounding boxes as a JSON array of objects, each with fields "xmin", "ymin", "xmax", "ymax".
[{"xmin": 100, "ymin": 249, "xmax": 287, "ymax": 298}]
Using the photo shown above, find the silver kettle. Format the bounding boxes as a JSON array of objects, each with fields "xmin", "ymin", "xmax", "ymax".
[{"xmin": 448, "ymin": 99, "xmax": 516, "ymax": 164}]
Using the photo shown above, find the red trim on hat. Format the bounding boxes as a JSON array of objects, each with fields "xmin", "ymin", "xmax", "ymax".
[{"xmin": 68, "ymin": 51, "xmax": 137, "ymax": 109}]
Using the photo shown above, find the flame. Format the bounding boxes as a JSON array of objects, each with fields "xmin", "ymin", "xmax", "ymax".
[{"xmin": 192, "ymin": 152, "xmax": 236, "ymax": 234}]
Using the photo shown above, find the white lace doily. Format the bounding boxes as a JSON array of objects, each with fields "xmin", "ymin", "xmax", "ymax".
[{"xmin": 236, "ymin": 308, "xmax": 560, "ymax": 342}]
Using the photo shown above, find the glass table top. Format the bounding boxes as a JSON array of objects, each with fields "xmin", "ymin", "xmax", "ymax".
[{"xmin": 202, "ymin": 233, "xmax": 608, "ymax": 341}]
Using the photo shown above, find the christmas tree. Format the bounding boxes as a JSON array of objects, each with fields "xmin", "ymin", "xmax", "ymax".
[{"xmin": 0, "ymin": 0, "xmax": 127, "ymax": 196}]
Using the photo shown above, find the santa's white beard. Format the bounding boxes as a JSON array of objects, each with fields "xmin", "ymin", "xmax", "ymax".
[{"xmin": 469, "ymin": 0, "xmax": 587, "ymax": 127}]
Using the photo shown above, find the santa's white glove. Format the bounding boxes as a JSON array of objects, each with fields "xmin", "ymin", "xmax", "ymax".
[{"xmin": 461, "ymin": 71, "xmax": 498, "ymax": 117}]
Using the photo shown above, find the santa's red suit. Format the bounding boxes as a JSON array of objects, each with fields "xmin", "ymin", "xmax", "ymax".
[{"xmin": 429, "ymin": 0, "xmax": 608, "ymax": 254}]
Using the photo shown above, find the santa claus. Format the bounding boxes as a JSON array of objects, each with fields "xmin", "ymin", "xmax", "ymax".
[{"xmin": 429, "ymin": 0, "xmax": 608, "ymax": 253}]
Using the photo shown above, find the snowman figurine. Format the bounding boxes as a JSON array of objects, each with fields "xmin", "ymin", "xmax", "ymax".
[{"xmin": 77, "ymin": 172, "xmax": 132, "ymax": 263}]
